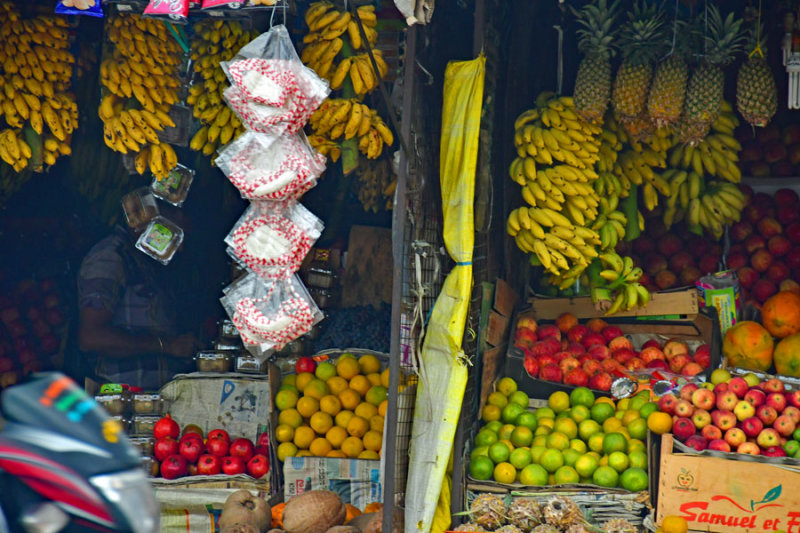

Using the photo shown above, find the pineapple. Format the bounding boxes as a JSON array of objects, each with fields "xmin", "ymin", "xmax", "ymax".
[
  {"xmin": 648, "ymin": 26, "xmax": 690, "ymax": 128},
  {"xmin": 469, "ymin": 494, "xmax": 507, "ymax": 531},
  {"xmin": 566, "ymin": 524, "xmax": 591, "ymax": 533},
  {"xmin": 572, "ymin": 0, "xmax": 621, "ymax": 123},
  {"xmin": 495, "ymin": 525, "xmax": 521, "ymax": 533},
  {"xmin": 542, "ymin": 496, "xmax": 583, "ymax": 530},
  {"xmin": 612, "ymin": 2, "xmax": 666, "ymax": 124},
  {"xmin": 681, "ymin": 6, "xmax": 745, "ymax": 142},
  {"xmin": 532, "ymin": 526, "xmax": 560, "ymax": 533},
  {"xmin": 453, "ymin": 524, "xmax": 487, "ymax": 532},
  {"xmin": 602, "ymin": 518, "xmax": 637, "ymax": 533},
  {"xmin": 736, "ymin": 24, "xmax": 777, "ymax": 127},
  {"xmin": 507, "ymin": 498, "xmax": 543, "ymax": 531}
]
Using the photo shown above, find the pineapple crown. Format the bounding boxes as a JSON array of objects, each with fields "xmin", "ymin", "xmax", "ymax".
[
  {"xmin": 744, "ymin": 22, "xmax": 768, "ymax": 59},
  {"xmin": 618, "ymin": 1, "xmax": 667, "ymax": 66},
  {"xmin": 698, "ymin": 5, "xmax": 746, "ymax": 66},
  {"xmin": 572, "ymin": 0, "xmax": 622, "ymax": 59}
]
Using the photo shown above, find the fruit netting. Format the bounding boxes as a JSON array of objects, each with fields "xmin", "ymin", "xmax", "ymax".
[{"xmin": 405, "ymin": 54, "xmax": 485, "ymax": 533}]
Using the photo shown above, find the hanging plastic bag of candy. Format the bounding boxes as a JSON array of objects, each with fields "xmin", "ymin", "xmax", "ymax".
[
  {"xmin": 215, "ymin": 131, "xmax": 326, "ymax": 201},
  {"xmin": 224, "ymin": 201, "xmax": 324, "ymax": 279},
  {"xmin": 143, "ymin": 0, "xmax": 189, "ymax": 23},
  {"xmin": 201, "ymin": 0, "xmax": 244, "ymax": 10},
  {"xmin": 221, "ymin": 273, "xmax": 322, "ymax": 357},
  {"xmin": 221, "ymin": 25, "xmax": 329, "ymax": 135},
  {"xmin": 56, "ymin": 0, "xmax": 103, "ymax": 17}
]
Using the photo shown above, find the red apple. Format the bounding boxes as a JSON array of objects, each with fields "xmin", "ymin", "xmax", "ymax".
[
  {"xmin": 752, "ymin": 278, "xmax": 778, "ymax": 303},
  {"xmin": 658, "ymin": 394, "xmax": 678, "ymax": 415},
  {"xmin": 691, "ymin": 388, "xmax": 715, "ymax": 411},
  {"xmin": 787, "ymin": 222, "xmax": 800, "ymax": 244},
  {"xmin": 625, "ymin": 358, "xmax": 646, "ymax": 371},
  {"xmin": 566, "ymin": 324, "xmax": 589, "ymax": 344},
  {"xmin": 669, "ymin": 251, "xmax": 694, "ymax": 274},
  {"xmin": 587, "ymin": 344, "xmax": 611, "ymax": 360},
  {"xmin": 603, "ymin": 328, "xmax": 626, "ymax": 345},
  {"xmin": 702, "ymin": 425, "xmax": 723, "ymax": 441},
  {"xmin": 757, "ymin": 428, "xmax": 781, "ymax": 449},
  {"xmin": 555, "ymin": 313, "xmax": 578, "ymax": 333},
  {"xmin": 736, "ymin": 267, "xmax": 759, "ymax": 290},
  {"xmin": 179, "ymin": 438, "xmax": 204, "ymax": 464},
  {"xmin": 538, "ymin": 364, "xmax": 562, "ymax": 383},
  {"xmin": 585, "ymin": 318, "xmax": 608, "ymax": 333},
  {"xmin": 783, "ymin": 405, "xmax": 800, "ymax": 424},
  {"xmin": 745, "ymin": 388, "xmax": 767, "ymax": 408},
  {"xmin": 663, "ymin": 340, "xmax": 690, "ymax": 359},
  {"xmin": 757, "ymin": 405, "xmax": 779, "ymax": 426},
  {"xmin": 655, "ymin": 270, "xmax": 678, "ymax": 290},
  {"xmin": 707, "ymin": 439, "xmax": 730, "ymax": 452},
  {"xmin": 765, "ymin": 446, "xmax": 788, "ymax": 457},
  {"xmin": 778, "ymin": 205, "xmax": 800, "ymax": 225},
  {"xmin": 581, "ymin": 332, "xmax": 606, "ymax": 350},
  {"xmin": 681, "ymin": 362, "xmax": 703, "ymax": 377},
  {"xmin": 741, "ymin": 416, "xmax": 764, "ymax": 438},
  {"xmin": 724, "ymin": 427, "xmax": 746, "ymax": 448},
  {"xmin": 564, "ymin": 368, "xmax": 589, "ymax": 387},
  {"xmin": 726, "ymin": 252, "xmax": 748, "ymax": 270},
  {"xmin": 640, "ymin": 346, "xmax": 665, "ymax": 364},
  {"xmin": 160, "ymin": 454, "xmax": 188, "ymax": 480},
  {"xmin": 745, "ymin": 234, "xmax": 767, "ymax": 254},
  {"xmin": 153, "ymin": 415, "xmax": 180, "ymax": 440},
  {"xmin": 681, "ymin": 383, "xmax": 700, "ymax": 402},
  {"xmin": 229, "ymin": 438, "xmax": 255, "ymax": 463},
  {"xmin": 246, "ymin": 454, "xmax": 269, "ymax": 479},
  {"xmin": 658, "ymin": 234, "xmax": 683, "ymax": 257},
  {"xmin": 674, "ymin": 399, "xmax": 695, "ymax": 418},
  {"xmin": 221, "ymin": 455, "xmax": 246, "ymax": 475},
  {"xmin": 734, "ymin": 400, "xmax": 756, "ymax": 421},
  {"xmin": 751, "ymin": 249, "xmax": 774, "ymax": 273},
  {"xmin": 537, "ymin": 324, "xmax": 562, "ymax": 341},
  {"xmin": 588, "ymin": 372, "xmax": 612, "ymax": 391},
  {"xmin": 154, "ymin": 437, "xmax": 179, "ymax": 462},
  {"xmin": 295, "ymin": 356, "xmax": 316, "ymax": 374},
  {"xmin": 516, "ymin": 317, "xmax": 538, "ymax": 335},
  {"xmin": 737, "ymin": 441, "xmax": 761, "ymax": 455},
  {"xmin": 206, "ymin": 437, "xmax": 230, "ymax": 458},
  {"xmin": 646, "ymin": 359, "xmax": 670, "ymax": 371},
  {"xmin": 672, "ymin": 417, "xmax": 696, "ymax": 441},
  {"xmin": 698, "ymin": 254, "xmax": 720, "ymax": 275},
  {"xmin": 758, "ymin": 218, "xmax": 783, "ymax": 240},
  {"xmin": 766, "ymin": 392, "xmax": 787, "ymax": 413},
  {"xmin": 523, "ymin": 355, "xmax": 539, "ymax": 377},
  {"xmin": 774, "ymin": 415, "xmax": 796, "ymax": 437},
  {"xmin": 783, "ymin": 249, "xmax": 800, "ymax": 272},
  {"xmin": 711, "ymin": 409, "xmax": 737, "ymax": 431},
  {"xmin": 612, "ymin": 347, "xmax": 636, "ymax": 364},
  {"xmin": 644, "ymin": 254, "xmax": 668, "ymax": 277},
  {"xmin": 727, "ymin": 377, "xmax": 748, "ymax": 399},
  {"xmin": 691, "ymin": 409, "xmax": 711, "ymax": 430},
  {"xmin": 767, "ymin": 261, "xmax": 791, "ymax": 283},
  {"xmin": 730, "ymin": 221, "xmax": 754, "ymax": 243},
  {"xmin": 566, "ymin": 342, "xmax": 586, "ymax": 356},
  {"xmin": 582, "ymin": 359, "xmax": 602, "ymax": 376},
  {"xmin": 786, "ymin": 390, "xmax": 800, "ymax": 409},
  {"xmin": 764, "ymin": 378, "xmax": 786, "ymax": 393},
  {"xmin": 196, "ymin": 454, "xmax": 222, "ymax": 476},
  {"xmin": 669, "ymin": 354, "xmax": 690, "ymax": 374},
  {"xmin": 537, "ymin": 353, "xmax": 557, "ymax": 368}
]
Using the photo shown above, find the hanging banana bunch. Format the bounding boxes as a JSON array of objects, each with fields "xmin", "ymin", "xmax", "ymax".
[
  {"xmin": 590, "ymin": 251, "xmax": 651, "ymax": 315},
  {"xmin": 99, "ymin": 14, "xmax": 181, "ymax": 179},
  {"xmin": 188, "ymin": 19, "xmax": 255, "ymax": 160},
  {"xmin": 352, "ymin": 158, "xmax": 395, "ymax": 212},
  {"xmin": 0, "ymin": 3, "xmax": 77, "ymax": 174}
]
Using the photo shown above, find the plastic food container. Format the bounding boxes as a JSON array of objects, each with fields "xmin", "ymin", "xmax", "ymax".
[
  {"xmin": 235, "ymin": 355, "xmax": 266, "ymax": 374},
  {"xmin": 132, "ymin": 394, "xmax": 162, "ymax": 415},
  {"xmin": 131, "ymin": 415, "xmax": 160, "ymax": 436},
  {"xmin": 220, "ymin": 319, "xmax": 239, "ymax": 339},
  {"xmin": 309, "ymin": 287, "xmax": 333, "ymax": 308},
  {"xmin": 122, "ymin": 187, "xmax": 160, "ymax": 230},
  {"xmin": 150, "ymin": 164, "xmax": 195, "ymax": 207},
  {"xmin": 305, "ymin": 266, "xmax": 337, "ymax": 289},
  {"xmin": 135, "ymin": 216, "xmax": 184, "ymax": 265},
  {"xmin": 215, "ymin": 339, "xmax": 243, "ymax": 352},
  {"xmin": 195, "ymin": 351, "xmax": 232, "ymax": 373},
  {"xmin": 95, "ymin": 394, "xmax": 128, "ymax": 416},
  {"xmin": 129, "ymin": 437, "xmax": 155, "ymax": 456}
]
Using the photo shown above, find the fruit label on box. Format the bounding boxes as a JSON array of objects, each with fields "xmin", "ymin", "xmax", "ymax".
[{"xmin": 696, "ymin": 270, "xmax": 741, "ymax": 334}]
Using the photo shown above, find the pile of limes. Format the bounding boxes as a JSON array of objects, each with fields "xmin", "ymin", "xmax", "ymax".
[
  {"xmin": 469, "ymin": 378, "xmax": 651, "ymax": 492},
  {"xmin": 274, "ymin": 353, "xmax": 390, "ymax": 461}
]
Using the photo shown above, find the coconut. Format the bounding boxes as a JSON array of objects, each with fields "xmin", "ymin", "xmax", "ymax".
[
  {"xmin": 363, "ymin": 507, "xmax": 404, "ymax": 533},
  {"xmin": 221, "ymin": 526, "xmax": 259, "ymax": 533},
  {"xmin": 219, "ymin": 490, "xmax": 272, "ymax": 533},
  {"xmin": 326, "ymin": 527, "xmax": 360, "ymax": 533},
  {"xmin": 282, "ymin": 491, "xmax": 347, "ymax": 533},
  {"xmin": 347, "ymin": 512, "xmax": 379, "ymax": 532}
]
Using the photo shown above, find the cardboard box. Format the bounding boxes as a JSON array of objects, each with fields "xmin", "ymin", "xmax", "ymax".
[
  {"xmin": 653, "ymin": 434, "xmax": 800, "ymax": 532},
  {"xmin": 505, "ymin": 290, "xmax": 721, "ymax": 399}
]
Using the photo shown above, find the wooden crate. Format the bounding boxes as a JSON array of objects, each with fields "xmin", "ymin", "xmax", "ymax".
[
  {"xmin": 528, "ymin": 288, "xmax": 699, "ymax": 319},
  {"xmin": 653, "ymin": 433, "xmax": 800, "ymax": 532}
]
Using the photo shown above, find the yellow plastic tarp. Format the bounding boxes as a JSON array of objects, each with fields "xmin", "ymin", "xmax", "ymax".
[{"xmin": 405, "ymin": 54, "xmax": 485, "ymax": 533}]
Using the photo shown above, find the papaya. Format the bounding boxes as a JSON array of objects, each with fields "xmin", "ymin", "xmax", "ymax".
[
  {"xmin": 774, "ymin": 333, "xmax": 800, "ymax": 377},
  {"xmin": 762, "ymin": 291, "xmax": 800, "ymax": 339},
  {"xmin": 722, "ymin": 321, "xmax": 774, "ymax": 372}
]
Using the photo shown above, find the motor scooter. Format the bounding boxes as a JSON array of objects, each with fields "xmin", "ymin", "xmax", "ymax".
[{"xmin": 0, "ymin": 372, "xmax": 159, "ymax": 532}]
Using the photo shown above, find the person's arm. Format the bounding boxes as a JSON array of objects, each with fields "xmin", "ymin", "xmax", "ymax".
[{"xmin": 78, "ymin": 307, "xmax": 197, "ymax": 358}]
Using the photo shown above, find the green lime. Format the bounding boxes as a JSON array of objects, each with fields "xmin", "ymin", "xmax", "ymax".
[
  {"xmin": 533, "ymin": 435, "xmax": 548, "ymax": 448},
  {"xmin": 638, "ymin": 402, "xmax": 659, "ymax": 419},
  {"xmin": 484, "ymin": 421, "xmax": 503, "ymax": 433},
  {"xmin": 587, "ymin": 432, "xmax": 605, "ymax": 453},
  {"xmin": 793, "ymin": 428, "xmax": 800, "ymax": 442},
  {"xmin": 501, "ymin": 403, "xmax": 525, "ymax": 424},
  {"xmin": 497, "ymin": 377, "xmax": 518, "ymax": 396},
  {"xmin": 616, "ymin": 398, "xmax": 631, "ymax": 411},
  {"xmin": 515, "ymin": 411, "xmax": 538, "ymax": 432},
  {"xmin": 554, "ymin": 418, "xmax": 579, "ymax": 439},
  {"xmin": 629, "ymin": 395, "xmax": 647, "ymax": 411},
  {"xmin": 578, "ymin": 419, "xmax": 602, "ymax": 441},
  {"xmin": 784, "ymin": 440, "xmax": 800, "ymax": 457},
  {"xmin": 570, "ymin": 405, "xmax": 591, "ymax": 423},
  {"xmin": 554, "ymin": 465, "xmax": 581, "ymax": 485},
  {"xmin": 627, "ymin": 418, "xmax": 648, "ymax": 441},
  {"xmin": 570, "ymin": 387, "xmax": 596, "ymax": 408},
  {"xmin": 562, "ymin": 448, "xmax": 581, "ymax": 468},
  {"xmin": 469, "ymin": 456, "xmax": 494, "ymax": 480},
  {"xmin": 530, "ymin": 445, "xmax": 547, "ymax": 464},
  {"xmin": 498, "ymin": 424, "xmax": 516, "ymax": 441},
  {"xmin": 540, "ymin": 448, "xmax": 564, "ymax": 473},
  {"xmin": 556, "ymin": 409, "xmax": 572, "ymax": 419},
  {"xmin": 619, "ymin": 467, "xmax": 648, "ymax": 492},
  {"xmin": 511, "ymin": 426, "xmax": 534, "ymax": 448},
  {"xmin": 509, "ymin": 390, "xmax": 530, "ymax": 408},
  {"xmin": 590, "ymin": 402, "xmax": 615, "ymax": 424},
  {"xmin": 509, "ymin": 447, "xmax": 533, "ymax": 470},
  {"xmin": 534, "ymin": 426, "xmax": 551, "ymax": 437},
  {"xmin": 535, "ymin": 406, "xmax": 556, "ymax": 420},
  {"xmin": 519, "ymin": 463, "xmax": 549, "ymax": 486},
  {"xmin": 474, "ymin": 430, "xmax": 498, "ymax": 447},
  {"xmin": 488, "ymin": 441, "xmax": 511, "ymax": 463},
  {"xmin": 602, "ymin": 432, "xmax": 628, "ymax": 455},
  {"xmin": 569, "ymin": 438, "xmax": 587, "ymax": 454},
  {"xmin": 592, "ymin": 465, "xmax": 619, "ymax": 488},
  {"xmin": 627, "ymin": 439, "xmax": 646, "ymax": 454},
  {"xmin": 628, "ymin": 450, "xmax": 648, "ymax": 470},
  {"xmin": 608, "ymin": 451, "xmax": 630, "ymax": 473},
  {"xmin": 482, "ymin": 404, "xmax": 501, "ymax": 422},
  {"xmin": 545, "ymin": 431, "xmax": 570, "ymax": 451},
  {"xmin": 574, "ymin": 453, "xmax": 599, "ymax": 478},
  {"xmin": 487, "ymin": 391, "xmax": 509, "ymax": 408},
  {"xmin": 470, "ymin": 445, "xmax": 489, "ymax": 461}
]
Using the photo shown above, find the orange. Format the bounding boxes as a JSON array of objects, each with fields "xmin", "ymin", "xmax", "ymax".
[
  {"xmin": 366, "ymin": 373, "xmax": 382, "ymax": 387},
  {"xmin": 481, "ymin": 404, "xmax": 501, "ymax": 422},
  {"xmin": 320, "ymin": 395, "xmax": 342, "ymax": 416},
  {"xmin": 277, "ymin": 442, "xmax": 298, "ymax": 461},
  {"xmin": 309, "ymin": 437, "xmax": 333, "ymax": 457},
  {"xmin": 295, "ymin": 372, "xmax": 315, "ymax": 392},
  {"xmin": 358, "ymin": 450, "xmax": 380, "ymax": 459},
  {"xmin": 355, "ymin": 402, "xmax": 378, "ymax": 420},
  {"xmin": 369, "ymin": 415, "xmax": 385, "ymax": 432},
  {"xmin": 275, "ymin": 424, "xmax": 295, "ymax": 443},
  {"xmin": 380, "ymin": 368, "xmax": 390, "ymax": 388},
  {"xmin": 341, "ymin": 436, "xmax": 364, "ymax": 458},
  {"xmin": 274, "ymin": 389, "xmax": 299, "ymax": 411},
  {"xmin": 326, "ymin": 450, "xmax": 347, "ymax": 458},
  {"xmin": 335, "ymin": 410, "xmax": 355, "ymax": 428},
  {"xmin": 310, "ymin": 411, "xmax": 334, "ymax": 434},
  {"xmin": 365, "ymin": 386, "xmax": 388, "ymax": 406},
  {"xmin": 278, "ymin": 409, "xmax": 303, "ymax": 429},
  {"xmin": 282, "ymin": 374, "xmax": 297, "ymax": 387},
  {"xmin": 647, "ymin": 411, "xmax": 673, "ymax": 435},
  {"xmin": 497, "ymin": 377, "xmax": 518, "ymax": 396},
  {"xmin": 378, "ymin": 400, "xmax": 387, "ymax": 417},
  {"xmin": 349, "ymin": 375, "xmax": 371, "ymax": 396},
  {"xmin": 296, "ymin": 450, "xmax": 313, "ymax": 457},
  {"xmin": 661, "ymin": 516, "xmax": 689, "ymax": 533},
  {"xmin": 326, "ymin": 376, "xmax": 349, "ymax": 396},
  {"xmin": 296, "ymin": 396, "xmax": 320, "ymax": 418},
  {"xmin": 493, "ymin": 462, "xmax": 517, "ymax": 484},
  {"xmin": 358, "ymin": 354, "xmax": 382, "ymax": 374},
  {"xmin": 363, "ymin": 430, "xmax": 383, "ymax": 451},
  {"xmin": 339, "ymin": 388, "xmax": 362, "ymax": 411},
  {"xmin": 326, "ymin": 426, "xmax": 348, "ymax": 448},
  {"xmin": 304, "ymin": 379, "xmax": 330, "ymax": 400},
  {"xmin": 293, "ymin": 426, "xmax": 315, "ymax": 449},
  {"xmin": 346, "ymin": 415, "xmax": 369, "ymax": 438},
  {"xmin": 336, "ymin": 357, "xmax": 360, "ymax": 380}
]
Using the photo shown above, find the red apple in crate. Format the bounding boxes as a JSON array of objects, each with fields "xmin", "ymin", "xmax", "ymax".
[
  {"xmin": 179, "ymin": 438, "xmax": 204, "ymax": 464},
  {"xmin": 585, "ymin": 318, "xmax": 608, "ymax": 333},
  {"xmin": 711, "ymin": 410, "xmax": 737, "ymax": 431},
  {"xmin": 786, "ymin": 223, "xmax": 800, "ymax": 244},
  {"xmin": 726, "ymin": 252, "xmax": 748, "ymax": 271},
  {"xmin": 693, "ymin": 351, "xmax": 711, "ymax": 370},
  {"xmin": 247, "ymin": 454, "xmax": 269, "ymax": 479},
  {"xmin": 741, "ymin": 416, "xmax": 764, "ymax": 438},
  {"xmin": 713, "ymin": 383, "xmax": 729, "ymax": 395},
  {"xmin": 160, "ymin": 455, "xmax": 188, "ymax": 480},
  {"xmin": 538, "ymin": 353, "xmax": 557, "ymax": 368},
  {"xmin": 684, "ymin": 435, "xmax": 708, "ymax": 451},
  {"xmin": 774, "ymin": 415, "xmax": 796, "ymax": 437},
  {"xmin": 669, "ymin": 354, "xmax": 690, "ymax": 373},
  {"xmin": 647, "ymin": 360, "xmax": 670, "ymax": 371},
  {"xmin": 681, "ymin": 363, "xmax": 703, "ymax": 377},
  {"xmin": 680, "ymin": 267, "xmax": 702, "ymax": 287},
  {"xmin": 707, "ymin": 439, "xmax": 730, "ymax": 452},
  {"xmin": 588, "ymin": 344, "xmax": 611, "ymax": 360},
  {"xmin": 516, "ymin": 317, "xmax": 538, "ymax": 335},
  {"xmin": 295, "ymin": 356, "xmax": 316, "ymax": 374},
  {"xmin": 751, "ymin": 249, "xmax": 774, "ymax": 273},
  {"xmin": 745, "ymin": 388, "xmax": 767, "ymax": 408},
  {"xmin": 766, "ymin": 392, "xmax": 787, "ymax": 413},
  {"xmin": 625, "ymin": 358, "xmax": 646, "ymax": 371},
  {"xmin": 582, "ymin": 359, "xmax": 602, "ymax": 376},
  {"xmin": 756, "ymin": 405, "xmax": 779, "ymax": 426},
  {"xmin": 764, "ymin": 378, "xmax": 785, "ymax": 393},
  {"xmin": 730, "ymin": 221, "xmax": 754, "ymax": 243},
  {"xmin": 767, "ymin": 262, "xmax": 791, "ymax": 283},
  {"xmin": 734, "ymin": 400, "xmax": 756, "ymax": 421},
  {"xmin": 640, "ymin": 347, "xmax": 665, "ymax": 364},
  {"xmin": 737, "ymin": 442, "xmax": 761, "ymax": 455},
  {"xmin": 564, "ymin": 368, "xmax": 589, "ymax": 387},
  {"xmin": 154, "ymin": 437, "xmax": 179, "ymax": 462},
  {"xmin": 658, "ymin": 394, "xmax": 678, "ymax": 415},
  {"xmin": 674, "ymin": 399, "xmax": 695, "ymax": 418},
  {"xmin": 206, "ymin": 437, "xmax": 230, "ymax": 458},
  {"xmin": 514, "ymin": 329, "xmax": 537, "ymax": 349},
  {"xmin": 555, "ymin": 313, "xmax": 578, "ymax": 333},
  {"xmin": 777, "ymin": 206, "xmax": 800, "ymax": 226},
  {"xmin": 658, "ymin": 233, "xmax": 683, "ymax": 256},
  {"xmin": 602, "ymin": 327, "xmax": 626, "ymax": 344},
  {"xmin": 197, "ymin": 454, "xmax": 222, "ymax": 476},
  {"xmin": 764, "ymin": 446, "xmax": 788, "ymax": 457},
  {"xmin": 752, "ymin": 279, "xmax": 778, "ymax": 303},
  {"xmin": 566, "ymin": 342, "xmax": 586, "ymax": 356},
  {"xmin": 702, "ymin": 424, "xmax": 723, "ymax": 441},
  {"xmin": 642, "ymin": 339, "xmax": 662, "ymax": 350},
  {"xmin": 758, "ymin": 218, "xmax": 783, "ymax": 240},
  {"xmin": 691, "ymin": 409, "xmax": 711, "ymax": 430},
  {"xmin": 725, "ymin": 377, "xmax": 747, "ymax": 399},
  {"xmin": 655, "ymin": 270, "xmax": 678, "ymax": 290},
  {"xmin": 757, "ymin": 428, "xmax": 781, "ymax": 449},
  {"xmin": 663, "ymin": 340, "xmax": 690, "ymax": 359},
  {"xmin": 539, "ymin": 337, "xmax": 562, "ymax": 355},
  {"xmin": 669, "ymin": 251, "xmax": 694, "ymax": 273},
  {"xmin": 537, "ymin": 324, "xmax": 561, "ymax": 341},
  {"xmin": 783, "ymin": 406, "xmax": 800, "ymax": 424},
  {"xmin": 588, "ymin": 372, "xmax": 612, "ymax": 392},
  {"xmin": 786, "ymin": 390, "xmax": 800, "ymax": 409},
  {"xmin": 555, "ymin": 351, "xmax": 574, "ymax": 364},
  {"xmin": 672, "ymin": 417, "xmax": 696, "ymax": 441},
  {"xmin": 538, "ymin": 364, "xmax": 562, "ymax": 383},
  {"xmin": 256, "ymin": 432, "xmax": 270, "ymax": 450},
  {"xmin": 691, "ymin": 389, "xmax": 715, "ymax": 411},
  {"xmin": 612, "ymin": 348, "xmax": 636, "ymax": 364},
  {"xmin": 523, "ymin": 355, "xmax": 539, "ymax": 377},
  {"xmin": 566, "ymin": 325, "xmax": 588, "ymax": 344},
  {"xmin": 222, "ymin": 456, "xmax": 246, "ymax": 475},
  {"xmin": 737, "ymin": 267, "xmax": 759, "ymax": 290},
  {"xmin": 724, "ymin": 427, "xmax": 746, "ymax": 448},
  {"xmin": 785, "ymin": 249, "xmax": 800, "ymax": 271},
  {"xmin": 581, "ymin": 332, "xmax": 606, "ymax": 350},
  {"xmin": 698, "ymin": 254, "xmax": 720, "ymax": 275},
  {"xmin": 153, "ymin": 415, "xmax": 180, "ymax": 440},
  {"xmin": 229, "ymin": 438, "xmax": 255, "ymax": 463},
  {"xmin": 744, "ymin": 234, "xmax": 767, "ymax": 254}
]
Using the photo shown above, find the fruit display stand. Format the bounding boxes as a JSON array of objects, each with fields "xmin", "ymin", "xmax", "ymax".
[
  {"xmin": 504, "ymin": 290, "xmax": 721, "ymax": 399},
  {"xmin": 650, "ymin": 433, "xmax": 800, "ymax": 532}
]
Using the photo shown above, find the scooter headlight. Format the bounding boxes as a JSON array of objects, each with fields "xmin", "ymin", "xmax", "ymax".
[{"xmin": 90, "ymin": 469, "xmax": 159, "ymax": 533}]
